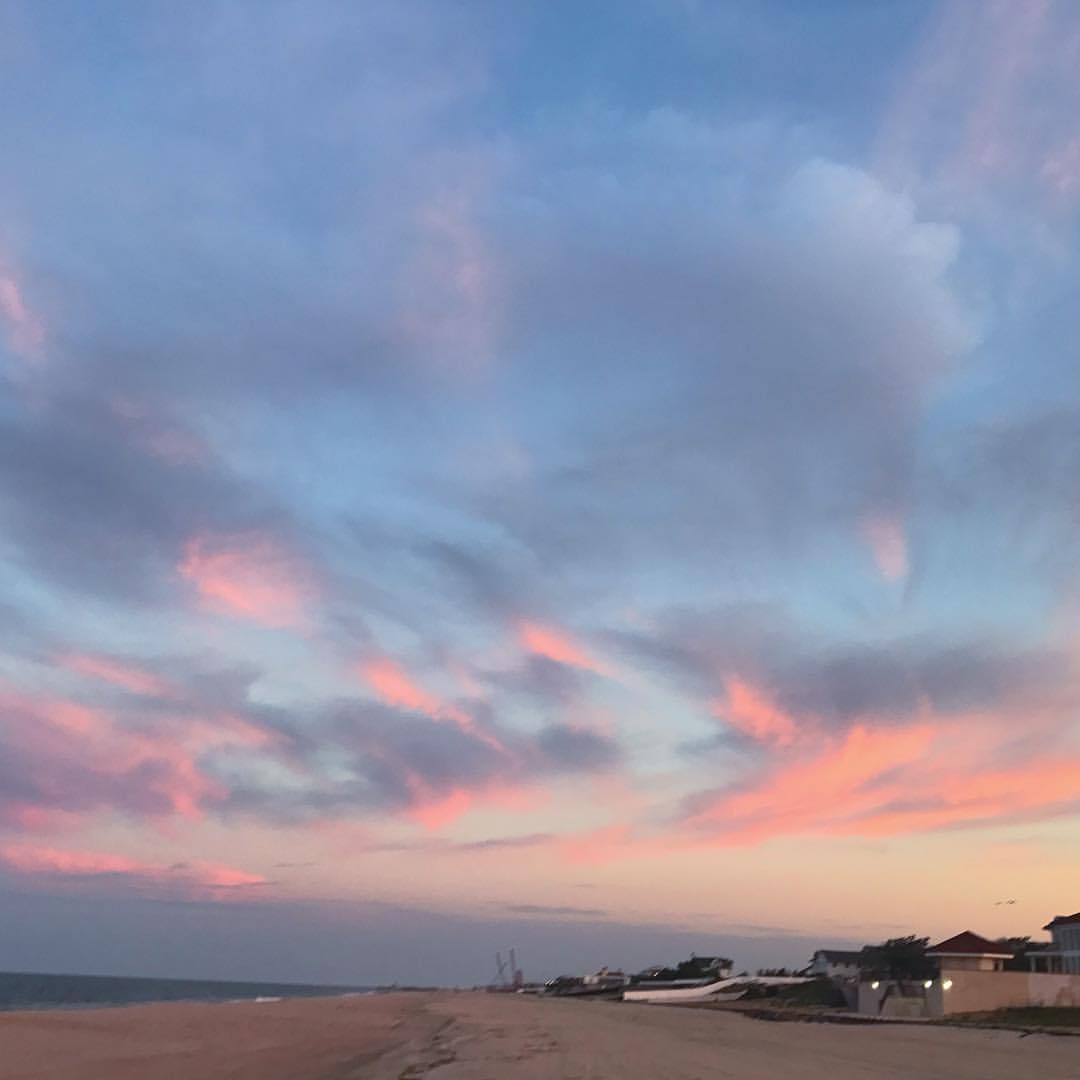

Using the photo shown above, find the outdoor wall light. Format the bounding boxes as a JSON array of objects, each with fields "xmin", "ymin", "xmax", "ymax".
[
  {"xmin": 870, "ymin": 981, "xmax": 880, "ymax": 989},
  {"xmin": 943, "ymin": 979, "xmax": 953, "ymax": 990},
  {"xmin": 923, "ymin": 980, "xmax": 933, "ymax": 989}
]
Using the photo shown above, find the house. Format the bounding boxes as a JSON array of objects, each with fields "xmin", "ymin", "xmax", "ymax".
[
  {"xmin": 582, "ymin": 967, "xmax": 628, "ymax": 988},
  {"xmin": 679, "ymin": 955, "xmax": 733, "ymax": 980},
  {"xmin": 1031, "ymin": 913, "xmax": 1080, "ymax": 974},
  {"xmin": 925, "ymin": 931, "xmax": 1013, "ymax": 972},
  {"xmin": 860, "ymin": 921, "xmax": 1080, "ymax": 1018},
  {"xmin": 807, "ymin": 949, "xmax": 863, "ymax": 979},
  {"xmin": 632, "ymin": 955, "xmax": 733, "ymax": 984}
]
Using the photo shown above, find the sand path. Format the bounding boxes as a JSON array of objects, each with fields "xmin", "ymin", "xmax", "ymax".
[{"xmin": 381, "ymin": 993, "xmax": 1080, "ymax": 1080}]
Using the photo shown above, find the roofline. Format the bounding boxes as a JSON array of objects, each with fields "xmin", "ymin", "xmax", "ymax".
[{"xmin": 926, "ymin": 950, "xmax": 1012, "ymax": 959}]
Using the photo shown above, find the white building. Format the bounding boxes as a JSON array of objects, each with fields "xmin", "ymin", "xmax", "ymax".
[
  {"xmin": 807, "ymin": 949, "xmax": 863, "ymax": 979},
  {"xmin": 1033, "ymin": 912, "xmax": 1080, "ymax": 974}
]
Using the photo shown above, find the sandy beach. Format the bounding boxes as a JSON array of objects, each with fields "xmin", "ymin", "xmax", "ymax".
[
  {"xmin": 0, "ymin": 993, "xmax": 438, "ymax": 1080},
  {"xmin": 1, "ymin": 992, "xmax": 1078, "ymax": 1079}
]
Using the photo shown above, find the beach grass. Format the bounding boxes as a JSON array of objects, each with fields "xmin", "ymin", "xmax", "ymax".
[{"xmin": 947, "ymin": 1006, "xmax": 1080, "ymax": 1029}]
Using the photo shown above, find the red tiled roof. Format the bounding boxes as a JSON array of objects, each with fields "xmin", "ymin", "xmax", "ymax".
[
  {"xmin": 1044, "ymin": 912, "xmax": 1080, "ymax": 930},
  {"xmin": 926, "ymin": 931, "xmax": 1013, "ymax": 957}
]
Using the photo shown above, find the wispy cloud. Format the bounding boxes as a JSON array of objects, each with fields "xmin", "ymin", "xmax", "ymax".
[
  {"xmin": 682, "ymin": 717, "xmax": 1080, "ymax": 845},
  {"xmin": 58, "ymin": 653, "xmax": 175, "ymax": 698},
  {"xmin": 506, "ymin": 903, "xmax": 607, "ymax": 917},
  {"xmin": 516, "ymin": 621, "xmax": 606, "ymax": 675},
  {"xmin": 179, "ymin": 532, "xmax": 316, "ymax": 628},
  {"xmin": 859, "ymin": 513, "xmax": 909, "ymax": 583},
  {"xmin": 0, "ymin": 251, "xmax": 44, "ymax": 365},
  {"xmin": 0, "ymin": 844, "xmax": 266, "ymax": 897}
]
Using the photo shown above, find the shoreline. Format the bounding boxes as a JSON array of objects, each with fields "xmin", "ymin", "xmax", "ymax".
[
  {"xmin": 0, "ymin": 989, "xmax": 378, "ymax": 1015},
  {"xmin": 0, "ymin": 968, "xmax": 385, "ymax": 1015}
]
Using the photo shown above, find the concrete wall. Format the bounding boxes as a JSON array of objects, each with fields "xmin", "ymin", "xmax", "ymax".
[
  {"xmin": 933, "ymin": 971, "xmax": 1080, "ymax": 1015},
  {"xmin": 858, "ymin": 981, "xmax": 927, "ymax": 1018},
  {"xmin": 934, "ymin": 972, "xmax": 1028, "ymax": 1015},
  {"xmin": 1029, "ymin": 973, "xmax": 1080, "ymax": 1007},
  {"xmin": 860, "ymin": 972, "xmax": 1080, "ymax": 1018}
]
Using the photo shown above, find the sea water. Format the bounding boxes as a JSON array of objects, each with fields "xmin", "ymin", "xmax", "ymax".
[{"xmin": 0, "ymin": 970, "xmax": 373, "ymax": 1010}]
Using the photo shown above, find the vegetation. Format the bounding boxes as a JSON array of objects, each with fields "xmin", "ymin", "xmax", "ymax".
[
  {"xmin": 950, "ymin": 1007, "xmax": 1080, "ymax": 1029},
  {"xmin": 860, "ymin": 936, "xmax": 935, "ymax": 981},
  {"xmin": 997, "ymin": 936, "xmax": 1040, "ymax": 971},
  {"xmin": 770, "ymin": 979, "xmax": 847, "ymax": 1009},
  {"xmin": 739, "ymin": 977, "xmax": 846, "ymax": 1007}
]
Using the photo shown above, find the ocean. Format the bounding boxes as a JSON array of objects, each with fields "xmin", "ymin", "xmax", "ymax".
[{"xmin": 0, "ymin": 970, "xmax": 374, "ymax": 1011}]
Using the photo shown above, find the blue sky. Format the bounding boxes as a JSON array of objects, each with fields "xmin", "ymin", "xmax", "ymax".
[{"xmin": 2, "ymin": 0, "xmax": 1080, "ymax": 984}]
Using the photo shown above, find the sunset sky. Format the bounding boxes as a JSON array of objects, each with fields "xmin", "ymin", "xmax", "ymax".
[{"xmin": 2, "ymin": 0, "xmax": 1080, "ymax": 986}]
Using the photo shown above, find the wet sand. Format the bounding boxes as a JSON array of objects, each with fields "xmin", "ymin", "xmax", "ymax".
[{"xmin": 1, "ymin": 990, "xmax": 1078, "ymax": 1079}]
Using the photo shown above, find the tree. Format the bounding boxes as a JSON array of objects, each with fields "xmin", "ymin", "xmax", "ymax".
[
  {"xmin": 998, "ymin": 936, "xmax": 1033, "ymax": 972},
  {"xmin": 860, "ymin": 936, "xmax": 934, "ymax": 981}
]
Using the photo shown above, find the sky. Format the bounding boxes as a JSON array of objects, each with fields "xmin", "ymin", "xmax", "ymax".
[{"xmin": 2, "ymin": 0, "xmax": 1080, "ymax": 986}]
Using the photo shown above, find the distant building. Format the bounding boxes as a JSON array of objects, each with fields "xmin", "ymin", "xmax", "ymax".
[
  {"xmin": 582, "ymin": 967, "xmax": 628, "ymax": 988},
  {"xmin": 631, "ymin": 955, "xmax": 733, "ymax": 985},
  {"xmin": 925, "ymin": 931, "xmax": 1013, "ymax": 972},
  {"xmin": 1033, "ymin": 912, "xmax": 1080, "ymax": 974},
  {"xmin": 680, "ymin": 955, "xmax": 733, "ymax": 980},
  {"xmin": 807, "ymin": 949, "xmax": 863, "ymax": 979}
]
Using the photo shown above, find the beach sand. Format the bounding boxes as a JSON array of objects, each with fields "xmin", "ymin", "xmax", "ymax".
[
  {"xmin": 0, "ymin": 992, "xmax": 439, "ymax": 1080},
  {"xmin": 1, "ymin": 991, "xmax": 1078, "ymax": 1079}
]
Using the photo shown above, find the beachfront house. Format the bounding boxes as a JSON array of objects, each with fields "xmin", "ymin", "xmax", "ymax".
[
  {"xmin": 1031, "ymin": 912, "xmax": 1080, "ymax": 974},
  {"xmin": 860, "ymin": 918, "xmax": 1080, "ymax": 1018},
  {"xmin": 807, "ymin": 949, "xmax": 863, "ymax": 979},
  {"xmin": 681, "ymin": 955, "xmax": 733, "ymax": 980},
  {"xmin": 630, "ymin": 955, "xmax": 733, "ymax": 986},
  {"xmin": 582, "ymin": 967, "xmax": 629, "ymax": 989},
  {"xmin": 925, "ymin": 931, "xmax": 1013, "ymax": 972}
]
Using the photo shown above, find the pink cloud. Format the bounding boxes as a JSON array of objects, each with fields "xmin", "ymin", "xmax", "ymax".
[
  {"xmin": 359, "ymin": 656, "xmax": 505, "ymax": 751},
  {"xmin": 0, "ymin": 844, "xmax": 266, "ymax": 894},
  {"xmin": 714, "ymin": 677, "xmax": 799, "ymax": 746},
  {"xmin": 406, "ymin": 787, "xmax": 474, "ymax": 830},
  {"xmin": 361, "ymin": 657, "xmax": 443, "ymax": 716},
  {"xmin": 859, "ymin": 513, "xmax": 908, "ymax": 582},
  {"xmin": 60, "ymin": 653, "xmax": 174, "ymax": 698},
  {"xmin": 0, "ymin": 256, "xmax": 44, "ymax": 362},
  {"xmin": 0, "ymin": 685, "xmax": 233, "ymax": 828},
  {"xmin": 179, "ymin": 532, "xmax": 315, "ymax": 628},
  {"xmin": 683, "ymin": 715, "xmax": 1080, "ymax": 846},
  {"xmin": 516, "ymin": 620, "xmax": 606, "ymax": 674}
]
